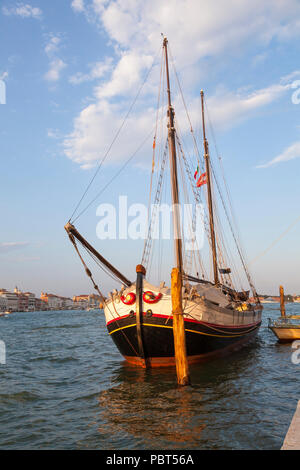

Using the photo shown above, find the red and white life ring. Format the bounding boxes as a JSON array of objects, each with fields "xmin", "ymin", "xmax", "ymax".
[
  {"xmin": 143, "ymin": 291, "xmax": 162, "ymax": 304},
  {"xmin": 120, "ymin": 293, "xmax": 136, "ymax": 305}
]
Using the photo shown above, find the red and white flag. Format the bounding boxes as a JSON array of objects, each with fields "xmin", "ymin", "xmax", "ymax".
[{"xmin": 196, "ymin": 172, "xmax": 207, "ymax": 188}]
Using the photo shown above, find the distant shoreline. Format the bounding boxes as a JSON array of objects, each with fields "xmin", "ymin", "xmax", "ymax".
[{"xmin": 0, "ymin": 308, "xmax": 102, "ymax": 314}]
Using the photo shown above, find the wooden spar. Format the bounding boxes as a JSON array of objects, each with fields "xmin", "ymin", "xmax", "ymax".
[
  {"xmin": 279, "ymin": 285, "xmax": 286, "ymax": 317},
  {"xmin": 64, "ymin": 222, "xmax": 132, "ymax": 287},
  {"xmin": 200, "ymin": 90, "xmax": 219, "ymax": 286},
  {"xmin": 135, "ymin": 264, "xmax": 147, "ymax": 367},
  {"xmin": 171, "ymin": 267, "xmax": 190, "ymax": 386},
  {"xmin": 163, "ymin": 37, "xmax": 183, "ymax": 274},
  {"xmin": 163, "ymin": 37, "xmax": 189, "ymax": 384}
]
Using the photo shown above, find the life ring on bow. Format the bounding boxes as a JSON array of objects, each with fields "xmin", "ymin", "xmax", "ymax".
[
  {"xmin": 120, "ymin": 293, "xmax": 136, "ymax": 305},
  {"xmin": 143, "ymin": 291, "xmax": 162, "ymax": 304}
]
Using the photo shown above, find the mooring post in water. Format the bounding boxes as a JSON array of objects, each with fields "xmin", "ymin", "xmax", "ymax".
[
  {"xmin": 280, "ymin": 285, "xmax": 286, "ymax": 317},
  {"xmin": 136, "ymin": 264, "xmax": 148, "ymax": 368},
  {"xmin": 171, "ymin": 267, "xmax": 190, "ymax": 386}
]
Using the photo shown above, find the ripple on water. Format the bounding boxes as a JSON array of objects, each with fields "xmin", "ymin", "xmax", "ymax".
[{"xmin": 0, "ymin": 306, "xmax": 299, "ymax": 449}]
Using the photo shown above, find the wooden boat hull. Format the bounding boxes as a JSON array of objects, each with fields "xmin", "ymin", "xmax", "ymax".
[
  {"xmin": 106, "ymin": 312, "xmax": 261, "ymax": 367},
  {"xmin": 104, "ymin": 280, "xmax": 262, "ymax": 367},
  {"xmin": 269, "ymin": 326, "xmax": 300, "ymax": 342}
]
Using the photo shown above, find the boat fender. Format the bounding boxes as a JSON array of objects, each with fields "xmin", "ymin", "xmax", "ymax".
[
  {"xmin": 146, "ymin": 309, "xmax": 153, "ymax": 317},
  {"xmin": 129, "ymin": 310, "xmax": 135, "ymax": 318},
  {"xmin": 120, "ymin": 293, "xmax": 136, "ymax": 305},
  {"xmin": 143, "ymin": 291, "xmax": 162, "ymax": 304}
]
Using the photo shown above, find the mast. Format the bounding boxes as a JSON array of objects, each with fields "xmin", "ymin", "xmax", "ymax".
[
  {"xmin": 163, "ymin": 37, "xmax": 183, "ymax": 273},
  {"xmin": 279, "ymin": 285, "xmax": 286, "ymax": 317},
  {"xmin": 200, "ymin": 90, "xmax": 219, "ymax": 285}
]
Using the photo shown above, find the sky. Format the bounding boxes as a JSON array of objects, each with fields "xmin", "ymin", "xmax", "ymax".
[{"xmin": 1, "ymin": 0, "xmax": 300, "ymax": 297}]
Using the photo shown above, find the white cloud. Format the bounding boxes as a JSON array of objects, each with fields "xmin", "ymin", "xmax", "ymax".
[
  {"xmin": 45, "ymin": 58, "xmax": 67, "ymax": 82},
  {"xmin": 95, "ymin": 53, "xmax": 153, "ymax": 99},
  {"xmin": 205, "ymin": 82, "xmax": 292, "ymax": 130},
  {"xmin": 94, "ymin": 0, "xmax": 300, "ymax": 65},
  {"xmin": 63, "ymin": 0, "xmax": 300, "ymax": 169},
  {"xmin": 0, "ymin": 242, "xmax": 29, "ymax": 254},
  {"xmin": 256, "ymin": 141, "xmax": 300, "ymax": 168},
  {"xmin": 44, "ymin": 34, "xmax": 66, "ymax": 83},
  {"xmin": 45, "ymin": 35, "xmax": 62, "ymax": 56},
  {"xmin": 71, "ymin": 0, "xmax": 85, "ymax": 13},
  {"xmin": 64, "ymin": 99, "xmax": 156, "ymax": 169},
  {"xmin": 64, "ymin": 71, "xmax": 297, "ymax": 168},
  {"xmin": 69, "ymin": 58, "xmax": 113, "ymax": 85},
  {"xmin": 2, "ymin": 3, "xmax": 42, "ymax": 19},
  {"xmin": 47, "ymin": 128, "xmax": 61, "ymax": 139}
]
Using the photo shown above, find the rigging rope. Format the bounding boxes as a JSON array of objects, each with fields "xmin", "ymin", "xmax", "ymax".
[
  {"xmin": 203, "ymin": 99, "xmax": 258, "ymax": 298},
  {"xmin": 147, "ymin": 46, "xmax": 165, "ymax": 220},
  {"xmin": 72, "ymin": 127, "xmax": 155, "ymax": 222},
  {"xmin": 68, "ymin": 232, "xmax": 139, "ymax": 356},
  {"xmin": 69, "ymin": 46, "xmax": 161, "ymax": 223},
  {"xmin": 175, "ymin": 131, "xmax": 207, "ymax": 279},
  {"xmin": 141, "ymin": 139, "xmax": 169, "ymax": 269},
  {"xmin": 168, "ymin": 45, "xmax": 202, "ymax": 169},
  {"xmin": 250, "ymin": 214, "xmax": 300, "ymax": 265}
]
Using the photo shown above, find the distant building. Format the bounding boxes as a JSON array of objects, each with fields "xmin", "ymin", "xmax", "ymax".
[
  {"xmin": 0, "ymin": 295, "xmax": 7, "ymax": 312},
  {"xmin": 73, "ymin": 295, "xmax": 89, "ymax": 309},
  {"xmin": 41, "ymin": 292, "xmax": 74, "ymax": 310},
  {"xmin": 263, "ymin": 297, "xmax": 277, "ymax": 303},
  {"xmin": 24, "ymin": 292, "xmax": 35, "ymax": 311},
  {"xmin": 17, "ymin": 293, "xmax": 29, "ymax": 312},
  {"xmin": 41, "ymin": 292, "xmax": 62, "ymax": 310},
  {"xmin": 0, "ymin": 289, "xmax": 18, "ymax": 311},
  {"xmin": 0, "ymin": 288, "xmax": 103, "ymax": 312},
  {"xmin": 35, "ymin": 298, "xmax": 47, "ymax": 311},
  {"xmin": 60, "ymin": 297, "xmax": 74, "ymax": 310},
  {"xmin": 88, "ymin": 294, "xmax": 101, "ymax": 308}
]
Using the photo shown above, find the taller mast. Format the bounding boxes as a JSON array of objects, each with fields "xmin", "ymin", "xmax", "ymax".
[
  {"xmin": 200, "ymin": 90, "xmax": 219, "ymax": 285},
  {"xmin": 163, "ymin": 37, "xmax": 183, "ymax": 273}
]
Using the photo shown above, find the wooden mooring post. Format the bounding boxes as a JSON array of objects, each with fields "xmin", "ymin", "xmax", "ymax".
[
  {"xmin": 171, "ymin": 267, "xmax": 190, "ymax": 386},
  {"xmin": 279, "ymin": 285, "xmax": 286, "ymax": 317}
]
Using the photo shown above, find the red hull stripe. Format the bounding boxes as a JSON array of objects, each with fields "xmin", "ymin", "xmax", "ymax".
[{"xmin": 106, "ymin": 312, "xmax": 261, "ymax": 329}]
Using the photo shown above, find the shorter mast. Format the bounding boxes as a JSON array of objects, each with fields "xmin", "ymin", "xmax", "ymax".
[{"xmin": 200, "ymin": 90, "xmax": 219, "ymax": 285}]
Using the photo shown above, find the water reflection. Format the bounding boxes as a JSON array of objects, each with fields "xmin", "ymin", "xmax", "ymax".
[
  {"xmin": 97, "ymin": 365, "xmax": 207, "ymax": 449},
  {"xmin": 96, "ymin": 337, "xmax": 264, "ymax": 449}
]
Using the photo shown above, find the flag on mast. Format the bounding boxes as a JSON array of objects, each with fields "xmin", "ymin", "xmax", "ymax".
[
  {"xmin": 196, "ymin": 172, "xmax": 207, "ymax": 188},
  {"xmin": 194, "ymin": 165, "xmax": 199, "ymax": 180}
]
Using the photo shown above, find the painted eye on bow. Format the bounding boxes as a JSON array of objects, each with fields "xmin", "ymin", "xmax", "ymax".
[
  {"xmin": 120, "ymin": 293, "xmax": 136, "ymax": 305},
  {"xmin": 143, "ymin": 291, "xmax": 162, "ymax": 304}
]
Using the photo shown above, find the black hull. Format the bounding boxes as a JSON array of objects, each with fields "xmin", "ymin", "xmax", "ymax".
[{"xmin": 107, "ymin": 313, "xmax": 261, "ymax": 367}]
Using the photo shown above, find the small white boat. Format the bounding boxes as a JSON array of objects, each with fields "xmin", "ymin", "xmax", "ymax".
[{"xmin": 268, "ymin": 286, "xmax": 300, "ymax": 342}]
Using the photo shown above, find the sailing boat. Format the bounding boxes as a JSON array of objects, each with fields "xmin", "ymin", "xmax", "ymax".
[{"xmin": 65, "ymin": 37, "xmax": 262, "ymax": 367}]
